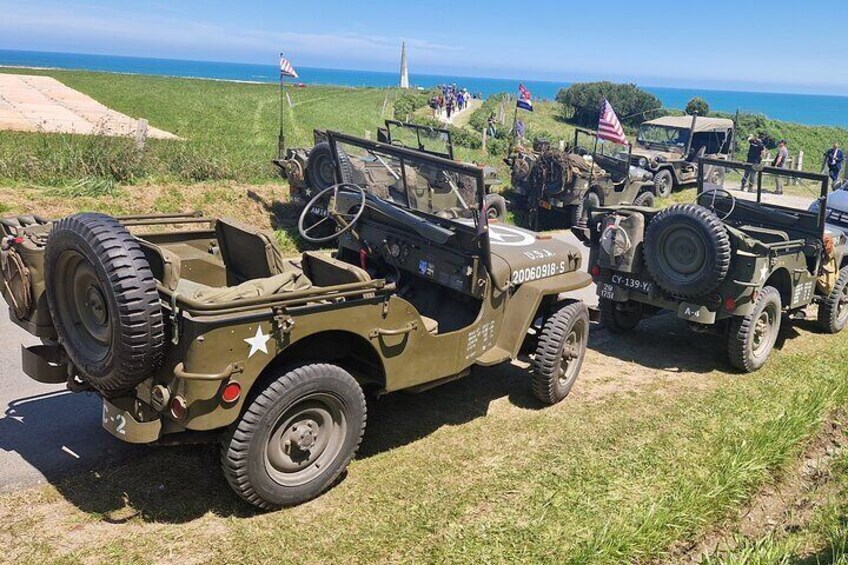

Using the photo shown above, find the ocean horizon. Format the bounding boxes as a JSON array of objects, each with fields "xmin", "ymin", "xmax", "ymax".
[{"xmin": 2, "ymin": 49, "xmax": 848, "ymax": 129}]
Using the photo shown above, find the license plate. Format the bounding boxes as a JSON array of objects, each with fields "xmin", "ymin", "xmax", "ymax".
[
  {"xmin": 610, "ymin": 273, "xmax": 653, "ymax": 294},
  {"xmin": 539, "ymin": 200, "xmax": 552, "ymax": 210}
]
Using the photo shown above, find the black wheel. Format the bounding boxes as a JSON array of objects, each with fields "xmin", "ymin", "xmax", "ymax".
[
  {"xmin": 484, "ymin": 193, "xmax": 508, "ymax": 220},
  {"xmin": 599, "ymin": 298, "xmax": 642, "ymax": 333},
  {"xmin": 654, "ymin": 169, "xmax": 674, "ymax": 198},
  {"xmin": 818, "ymin": 266, "xmax": 848, "ymax": 334},
  {"xmin": 633, "ymin": 191, "xmax": 655, "ymax": 208},
  {"xmin": 221, "ymin": 363, "xmax": 366, "ymax": 509},
  {"xmin": 728, "ymin": 286, "xmax": 782, "ymax": 372},
  {"xmin": 305, "ymin": 142, "xmax": 353, "ymax": 192},
  {"xmin": 584, "ymin": 191, "xmax": 601, "ymax": 215},
  {"xmin": 532, "ymin": 301, "xmax": 589, "ymax": 405},
  {"xmin": 44, "ymin": 213, "xmax": 164, "ymax": 392},
  {"xmin": 644, "ymin": 204, "xmax": 731, "ymax": 298}
]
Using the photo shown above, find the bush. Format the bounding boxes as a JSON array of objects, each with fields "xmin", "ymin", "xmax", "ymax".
[
  {"xmin": 393, "ymin": 89, "xmax": 438, "ymax": 121},
  {"xmin": 407, "ymin": 116, "xmax": 482, "ymax": 150},
  {"xmin": 556, "ymin": 82, "xmax": 662, "ymax": 129},
  {"xmin": 685, "ymin": 97, "xmax": 710, "ymax": 116}
]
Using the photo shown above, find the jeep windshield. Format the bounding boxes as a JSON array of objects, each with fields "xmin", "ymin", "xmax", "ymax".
[
  {"xmin": 637, "ymin": 125, "xmax": 690, "ymax": 153},
  {"xmin": 385, "ymin": 120, "xmax": 454, "ymax": 160},
  {"xmin": 327, "ymin": 131, "xmax": 484, "ymax": 228}
]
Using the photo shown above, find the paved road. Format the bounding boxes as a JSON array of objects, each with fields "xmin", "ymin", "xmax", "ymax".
[{"xmin": 0, "ymin": 230, "xmax": 594, "ymax": 492}]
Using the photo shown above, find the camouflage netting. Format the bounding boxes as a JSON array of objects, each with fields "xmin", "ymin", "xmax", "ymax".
[{"xmin": 527, "ymin": 150, "xmax": 607, "ymax": 195}]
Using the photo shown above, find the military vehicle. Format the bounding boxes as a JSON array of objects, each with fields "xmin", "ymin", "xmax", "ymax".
[
  {"xmin": 631, "ymin": 116, "xmax": 735, "ymax": 197},
  {"xmin": 506, "ymin": 128, "xmax": 655, "ymax": 229},
  {"xmin": 582, "ymin": 158, "xmax": 848, "ymax": 372},
  {"xmin": 274, "ymin": 119, "xmax": 507, "ymax": 219},
  {"xmin": 1, "ymin": 132, "xmax": 593, "ymax": 509}
]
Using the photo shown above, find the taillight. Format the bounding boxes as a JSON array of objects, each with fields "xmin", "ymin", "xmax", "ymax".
[
  {"xmin": 169, "ymin": 396, "xmax": 188, "ymax": 420},
  {"xmin": 221, "ymin": 381, "xmax": 241, "ymax": 404},
  {"xmin": 590, "ymin": 265, "xmax": 601, "ymax": 277},
  {"xmin": 724, "ymin": 297, "xmax": 737, "ymax": 311}
]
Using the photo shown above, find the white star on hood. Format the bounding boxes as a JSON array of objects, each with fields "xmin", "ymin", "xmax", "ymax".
[{"xmin": 244, "ymin": 327, "xmax": 271, "ymax": 358}]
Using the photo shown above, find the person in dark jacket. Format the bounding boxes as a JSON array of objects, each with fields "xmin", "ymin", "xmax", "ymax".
[
  {"xmin": 741, "ymin": 134, "xmax": 766, "ymax": 191},
  {"xmin": 824, "ymin": 143, "xmax": 844, "ymax": 184}
]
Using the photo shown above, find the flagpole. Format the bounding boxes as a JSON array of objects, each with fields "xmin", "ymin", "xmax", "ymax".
[{"xmin": 278, "ymin": 71, "xmax": 286, "ymax": 157}]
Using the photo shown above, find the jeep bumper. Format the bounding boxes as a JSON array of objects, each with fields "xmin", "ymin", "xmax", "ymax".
[{"xmin": 101, "ymin": 400, "xmax": 162, "ymax": 444}]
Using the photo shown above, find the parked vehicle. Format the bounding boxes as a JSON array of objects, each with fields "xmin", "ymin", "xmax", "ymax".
[
  {"xmin": 581, "ymin": 158, "xmax": 847, "ymax": 372},
  {"xmin": 1, "ymin": 132, "xmax": 593, "ymax": 509},
  {"xmin": 631, "ymin": 116, "xmax": 735, "ymax": 197},
  {"xmin": 274, "ymin": 120, "xmax": 506, "ymax": 218},
  {"xmin": 506, "ymin": 128, "xmax": 655, "ymax": 230}
]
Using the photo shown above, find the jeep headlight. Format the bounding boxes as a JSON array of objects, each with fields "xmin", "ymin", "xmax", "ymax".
[{"xmin": 638, "ymin": 157, "xmax": 648, "ymax": 168}]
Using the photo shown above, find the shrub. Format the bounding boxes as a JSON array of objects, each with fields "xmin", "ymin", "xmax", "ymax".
[
  {"xmin": 685, "ymin": 97, "xmax": 710, "ymax": 116},
  {"xmin": 393, "ymin": 89, "xmax": 438, "ymax": 121},
  {"xmin": 556, "ymin": 82, "xmax": 662, "ymax": 129}
]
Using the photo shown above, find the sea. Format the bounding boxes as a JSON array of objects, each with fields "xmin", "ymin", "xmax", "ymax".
[{"xmin": 2, "ymin": 49, "xmax": 847, "ymax": 129}]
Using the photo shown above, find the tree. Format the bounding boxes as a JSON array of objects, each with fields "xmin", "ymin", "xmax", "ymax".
[
  {"xmin": 685, "ymin": 97, "xmax": 710, "ymax": 116},
  {"xmin": 556, "ymin": 82, "xmax": 662, "ymax": 129}
]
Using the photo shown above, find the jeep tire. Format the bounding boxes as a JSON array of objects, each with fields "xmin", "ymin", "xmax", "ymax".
[
  {"xmin": 484, "ymin": 193, "xmax": 508, "ymax": 221},
  {"xmin": 633, "ymin": 191, "xmax": 656, "ymax": 208},
  {"xmin": 306, "ymin": 142, "xmax": 353, "ymax": 192},
  {"xmin": 44, "ymin": 213, "xmax": 164, "ymax": 392},
  {"xmin": 727, "ymin": 286, "xmax": 782, "ymax": 372},
  {"xmin": 600, "ymin": 298, "xmax": 642, "ymax": 334},
  {"xmin": 818, "ymin": 266, "xmax": 848, "ymax": 334},
  {"xmin": 654, "ymin": 169, "xmax": 674, "ymax": 198},
  {"xmin": 644, "ymin": 204, "xmax": 731, "ymax": 298},
  {"xmin": 221, "ymin": 363, "xmax": 366, "ymax": 510},
  {"xmin": 532, "ymin": 301, "xmax": 589, "ymax": 405}
]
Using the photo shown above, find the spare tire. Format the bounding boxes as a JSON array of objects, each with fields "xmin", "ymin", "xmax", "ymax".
[
  {"xmin": 44, "ymin": 213, "xmax": 164, "ymax": 392},
  {"xmin": 306, "ymin": 142, "xmax": 353, "ymax": 192},
  {"xmin": 644, "ymin": 204, "xmax": 731, "ymax": 298}
]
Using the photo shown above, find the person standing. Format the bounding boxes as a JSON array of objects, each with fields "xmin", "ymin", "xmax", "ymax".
[
  {"xmin": 824, "ymin": 143, "xmax": 844, "ymax": 184},
  {"xmin": 773, "ymin": 139, "xmax": 789, "ymax": 195},
  {"xmin": 741, "ymin": 134, "xmax": 766, "ymax": 191},
  {"xmin": 446, "ymin": 97, "xmax": 454, "ymax": 119}
]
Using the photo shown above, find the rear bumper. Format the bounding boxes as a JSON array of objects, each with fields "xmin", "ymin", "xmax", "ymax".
[{"xmin": 101, "ymin": 399, "xmax": 163, "ymax": 444}]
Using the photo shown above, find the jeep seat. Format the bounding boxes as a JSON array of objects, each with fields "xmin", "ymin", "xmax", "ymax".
[
  {"xmin": 301, "ymin": 251, "xmax": 371, "ymax": 286},
  {"xmin": 215, "ymin": 218, "xmax": 290, "ymax": 285}
]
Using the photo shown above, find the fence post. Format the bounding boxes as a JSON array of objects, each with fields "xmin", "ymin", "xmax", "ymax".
[
  {"xmin": 482, "ymin": 128, "xmax": 488, "ymax": 152},
  {"xmin": 559, "ymin": 139, "xmax": 565, "ymax": 151},
  {"xmin": 365, "ymin": 130, "xmax": 371, "ymax": 140},
  {"xmin": 135, "ymin": 119, "xmax": 148, "ymax": 150},
  {"xmin": 286, "ymin": 92, "xmax": 294, "ymax": 108}
]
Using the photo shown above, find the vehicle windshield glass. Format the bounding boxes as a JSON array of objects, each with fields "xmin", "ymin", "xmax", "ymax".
[
  {"xmin": 388, "ymin": 123, "xmax": 453, "ymax": 158},
  {"xmin": 700, "ymin": 159, "xmax": 827, "ymax": 224},
  {"xmin": 637, "ymin": 125, "xmax": 690, "ymax": 152},
  {"xmin": 574, "ymin": 129, "xmax": 629, "ymax": 168},
  {"xmin": 333, "ymin": 136, "xmax": 482, "ymax": 227}
]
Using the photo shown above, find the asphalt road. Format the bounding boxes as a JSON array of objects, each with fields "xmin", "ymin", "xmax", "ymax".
[{"xmin": 0, "ymin": 230, "xmax": 594, "ymax": 493}]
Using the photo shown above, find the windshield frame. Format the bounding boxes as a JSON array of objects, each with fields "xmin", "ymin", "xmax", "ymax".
[
  {"xmin": 384, "ymin": 120, "xmax": 455, "ymax": 160},
  {"xmin": 636, "ymin": 124, "xmax": 691, "ymax": 153},
  {"xmin": 326, "ymin": 130, "xmax": 487, "ymax": 227}
]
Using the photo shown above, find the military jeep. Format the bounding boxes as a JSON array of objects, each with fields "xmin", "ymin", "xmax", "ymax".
[
  {"xmin": 275, "ymin": 119, "xmax": 506, "ymax": 218},
  {"xmin": 507, "ymin": 128, "xmax": 655, "ymax": 229},
  {"xmin": 631, "ymin": 116, "xmax": 735, "ymax": 197},
  {"xmin": 583, "ymin": 158, "xmax": 848, "ymax": 372},
  {"xmin": 1, "ymin": 132, "xmax": 592, "ymax": 509}
]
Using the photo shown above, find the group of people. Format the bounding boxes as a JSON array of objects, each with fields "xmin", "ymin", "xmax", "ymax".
[
  {"xmin": 742, "ymin": 133, "xmax": 845, "ymax": 193},
  {"xmin": 429, "ymin": 84, "xmax": 478, "ymax": 119}
]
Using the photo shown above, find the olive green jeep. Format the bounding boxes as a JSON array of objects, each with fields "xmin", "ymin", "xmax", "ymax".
[
  {"xmin": 275, "ymin": 119, "xmax": 506, "ymax": 218},
  {"xmin": 631, "ymin": 116, "xmax": 735, "ymax": 197},
  {"xmin": 506, "ymin": 128, "xmax": 656, "ymax": 230},
  {"xmin": 582, "ymin": 158, "xmax": 848, "ymax": 372},
  {"xmin": 1, "ymin": 132, "xmax": 592, "ymax": 509}
]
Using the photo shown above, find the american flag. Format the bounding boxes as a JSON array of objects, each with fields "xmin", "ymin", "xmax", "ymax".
[
  {"xmin": 597, "ymin": 99, "xmax": 627, "ymax": 145},
  {"xmin": 517, "ymin": 83, "xmax": 533, "ymax": 112},
  {"xmin": 280, "ymin": 53, "xmax": 299, "ymax": 79}
]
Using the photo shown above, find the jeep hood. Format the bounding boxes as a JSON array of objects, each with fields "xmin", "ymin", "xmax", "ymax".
[
  {"xmin": 631, "ymin": 146, "xmax": 681, "ymax": 162},
  {"xmin": 486, "ymin": 223, "xmax": 583, "ymax": 284}
]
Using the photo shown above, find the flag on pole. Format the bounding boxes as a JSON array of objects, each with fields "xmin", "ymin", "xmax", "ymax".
[
  {"xmin": 280, "ymin": 53, "xmax": 298, "ymax": 79},
  {"xmin": 597, "ymin": 99, "xmax": 627, "ymax": 145},
  {"xmin": 516, "ymin": 83, "xmax": 533, "ymax": 112}
]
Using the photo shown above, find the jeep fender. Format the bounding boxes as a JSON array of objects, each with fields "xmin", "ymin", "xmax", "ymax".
[{"xmin": 496, "ymin": 271, "xmax": 592, "ymax": 358}]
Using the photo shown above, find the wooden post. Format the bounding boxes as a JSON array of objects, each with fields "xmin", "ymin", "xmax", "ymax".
[
  {"xmin": 559, "ymin": 139, "xmax": 565, "ymax": 151},
  {"xmin": 286, "ymin": 92, "xmax": 294, "ymax": 108},
  {"xmin": 482, "ymin": 128, "xmax": 488, "ymax": 153},
  {"xmin": 365, "ymin": 130, "xmax": 371, "ymax": 140},
  {"xmin": 797, "ymin": 150, "xmax": 804, "ymax": 171},
  {"xmin": 134, "ymin": 119, "xmax": 148, "ymax": 150},
  {"xmin": 380, "ymin": 92, "xmax": 390, "ymax": 119}
]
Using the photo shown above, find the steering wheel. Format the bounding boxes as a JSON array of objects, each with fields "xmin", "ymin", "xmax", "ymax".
[
  {"xmin": 695, "ymin": 187, "xmax": 736, "ymax": 221},
  {"xmin": 298, "ymin": 183, "xmax": 367, "ymax": 243}
]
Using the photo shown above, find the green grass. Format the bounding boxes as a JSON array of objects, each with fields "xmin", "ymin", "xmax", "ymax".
[{"xmin": 0, "ymin": 67, "xmax": 396, "ymax": 185}]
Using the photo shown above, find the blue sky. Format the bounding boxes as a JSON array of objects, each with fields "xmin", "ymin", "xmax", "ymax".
[{"xmin": 1, "ymin": 0, "xmax": 846, "ymax": 94}]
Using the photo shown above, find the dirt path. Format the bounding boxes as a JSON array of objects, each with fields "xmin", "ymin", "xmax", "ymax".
[
  {"xmin": 0, "ymin": 73, "xmax": 177, "ymax": 138},
  {"xmin": 435, "ymin": 98, "xmax": 481, "ymax": 128}
]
